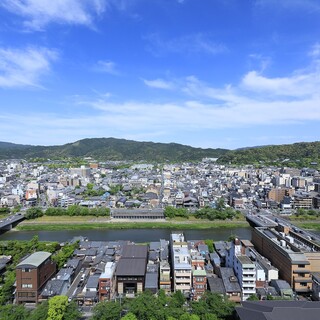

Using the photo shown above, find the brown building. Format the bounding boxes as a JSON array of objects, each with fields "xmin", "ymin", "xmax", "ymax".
[
  {"xmin": 268, "ymin": 188, "xmax": 294, "ymax": 203},
  {"xmin": 252, "ymin": 226, "xmax": 320, "ymax": 294},
  {"xmin": 16, "ymin": 252, "xmax": 56, "ymax": 304},
  {"xmin": 192, "ymin": 269, "xmax": 207, "ymax": 300}
]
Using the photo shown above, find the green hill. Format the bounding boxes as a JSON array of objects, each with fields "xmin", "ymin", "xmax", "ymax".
[
  {"xmin": 218, "ymin": 141, "xmax": 320, "ymax": 167},
  {"xmin": 0, "ymin": 138, "xmax": 228, "ymax": 162}
]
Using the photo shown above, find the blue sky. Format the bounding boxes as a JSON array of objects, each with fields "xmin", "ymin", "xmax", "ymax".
[{"xmin": 0, "ymin": 0, "xmax": 320, "ymax": 149}]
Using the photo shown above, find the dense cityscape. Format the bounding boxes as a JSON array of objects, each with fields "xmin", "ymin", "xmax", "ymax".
[{"xmin": 1, "ymin": 158, "xmax": 320, "ymax": 319}]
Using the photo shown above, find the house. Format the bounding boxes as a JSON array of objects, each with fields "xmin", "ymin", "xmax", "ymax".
[{"xmin": 99, "ymin": 262, "xmax": 116, "ymax": 301}]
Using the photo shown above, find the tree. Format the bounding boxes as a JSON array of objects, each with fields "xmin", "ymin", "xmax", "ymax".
[
  {"xmin": 0, "ymin": 304, "xmax": 30, "ymax": 320},
  {"xmin": 128, "ymin": 291, "xmax": 160, "ymax": 320},
  {"xmin": 25, "ymin": 207, "xmax": 43, "ymax": 220},
  {"xmin": 201, "ymin": 314, "xmax": 218, "ymax": 320},
  {"xmin": 247, "ymin": 294, "xmax": 259, "ymax": 301},
  {"xmin": 216, "ymin": 198, "xmax": 226, "ymax": 211},
  {"xmin": 121, "ymin": 312, "xmax": 137, "ymax": 320},
  {"xmin": 63, "ymin": 301, "xmax": 82, "ymax": 320},
  {"xmin": 179, "ymin": 314, "xmax": 200, "ymax": 320},
  {"xmin": 91, "ymin": 301, "xmax": 122, "ymax": 320},
  {"xmin": 170, "ymin": 290, "xmax": 186, "ymax": 308},
  {"xmin": 47, "ymin": 295, "xmax": 69, "ymax": 320},
  {"xmin": 28, "ymin": 301, "xmax": 49, "ymax": 320}
]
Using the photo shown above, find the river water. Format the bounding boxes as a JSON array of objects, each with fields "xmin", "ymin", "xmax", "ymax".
[{"xmin": 0, "ymin": 227, "xmax": 253, "ymax": 242}]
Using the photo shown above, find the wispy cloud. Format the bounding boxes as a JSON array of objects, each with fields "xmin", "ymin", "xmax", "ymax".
[
  {"xmin": 145, "ymin": 33, "xmax": 227, "ymax": 56},
  {"xmin": 94, "ymin": 60, "xmax": 120, "ymax": 75},
  {"xmin": 0, "ymin": 0, "xmax": 107, "ymax": 31},
  {"xmin": 309, "ymin": 43, "xmax": 320, "ymax": 58},
  {"xmin": 241, "ymin": 70, "xmax": 320, "ymax": 98},
  {"xmin": 248, "ymin": 54, "xmax": 271, "ymax": 73},
  {"xmin": 142, "ymin": 78, "xmax": 175, "ymax": 90},
  {"xmin": 0, "ymin": 46, "xmax": 58, "ymax": 88}
]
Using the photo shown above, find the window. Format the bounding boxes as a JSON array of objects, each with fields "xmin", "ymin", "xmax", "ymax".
[
  {"xmin": 22, "ymin": 284, "xmax": 33, "ymax": 289},
  {"xmin": 23, "ymin": 268, "xmax": 30, "ymax": 272}
]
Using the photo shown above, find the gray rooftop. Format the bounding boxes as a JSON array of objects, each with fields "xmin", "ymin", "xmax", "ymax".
[
  {"xmin": 116, "ymin": 258, "xmax": 146, "ymax": 276},
  {"xmin": 207, "ymin": 277, "xmax": 225, "ymax": 295},
  {"xmin": 236, "ymin": 301, "xmax": 320, "ymax": 320},
  {"xmin": 121, "ymin": 245, "xmax": 148, "ymax": 259},
  {"xmin": 219, "ymin": 267, "xmax": 241, "ymax": 293},
  {"xmin": 17, "ymin": 251, "xmax": 52, "ymax": 268}
]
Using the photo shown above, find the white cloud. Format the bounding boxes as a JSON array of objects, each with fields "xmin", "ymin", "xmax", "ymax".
[
  {"xmin": 309, "ymin": 43, "xmax": 320, "ymax": 58},
  {"xmin": 145, "ymin": 33, "xmax": 227, "ymax": 56},
  {"xmin": 142, "ymin": 78, "xmax": 175, "ymax": 90},
  {"xmin": 241, "ymin": 69, "xmax": 320, "ymax": 98},
  {"xmin": 2, "ymin": 47, "xmax": 320, "ymax": 146},
  {"xmin": 0, "ymin": 46, "xmax": 57, "ymax": 88},
  {"xmin": 94, "ymin": 60, "xmax": 120, "ymax": 75},
  {"xmin": 1, "ymin": 0, "xmax": 106, "ymax": 30}
]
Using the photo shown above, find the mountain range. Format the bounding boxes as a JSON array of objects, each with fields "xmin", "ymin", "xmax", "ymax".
[
  {"xmin": 0, "ymin": 138, "xmax": 319, "ymax": 166},
  {"xmin": 0, "ymin": 138, "xmax": 228, "ymax": 162}
]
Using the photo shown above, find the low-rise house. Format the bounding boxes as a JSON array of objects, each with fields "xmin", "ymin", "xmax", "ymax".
[{"xmin": 99, "ymin": 261, "xmax": 116, "ymax": 301}]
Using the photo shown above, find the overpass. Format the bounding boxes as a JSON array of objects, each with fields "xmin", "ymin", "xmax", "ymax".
[
  {"xmin": 246, "ymin": 214, "xmax": 278, "ymax": 228},
  {"xmin": 0, "ymin": 214, "xmax": 25, "ymax": 234}
]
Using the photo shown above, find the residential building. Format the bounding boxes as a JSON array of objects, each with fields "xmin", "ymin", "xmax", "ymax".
[
  {"xmin": 99, "ymin": 262, "xmax": 116, "ymax": 301},
  {"xmin": 170, "ymin": 233, "xmax": 192, "ymax": 295},
  {"xmin": 16, "ymin": 251, "xmax": 56, "ymax": 304}
]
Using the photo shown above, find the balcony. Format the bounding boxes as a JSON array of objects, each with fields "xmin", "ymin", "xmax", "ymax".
[
  {"xmin": 175, "ymin": 284, "xmax": 191, "ymax": 291},
  {"xmin": 175, "ymin": 271, "xmax": 191, "ymax": 277}
]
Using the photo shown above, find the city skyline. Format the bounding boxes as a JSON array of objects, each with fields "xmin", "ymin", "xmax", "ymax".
[{"xmin": 0, "ymin": 0, "xmax": 320, "ymax": 150}]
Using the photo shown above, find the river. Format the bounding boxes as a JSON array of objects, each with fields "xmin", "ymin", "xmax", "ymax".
[{"xmin": 0, "ymin": 227, "xmax": 253, "ymax": 242}]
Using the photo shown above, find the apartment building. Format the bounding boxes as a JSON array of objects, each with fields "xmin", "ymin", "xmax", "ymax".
[
  {"xmin": 292, "ymin": 192, "xmax": 313, "ymax": 209},
  {"xmin": 159, "ymin": 261, "xmax": 171, "ymax": 293},
  {"xmin": 170, "ymin": 233, "xmax": 192, "ymax": 295},
  {"xmin": 226, "ymin": 238, "xmax": 256, "ymax": 300},
  {"xmin": 16, "ymin": 251, "xmax": 56, "ymax": 304}
]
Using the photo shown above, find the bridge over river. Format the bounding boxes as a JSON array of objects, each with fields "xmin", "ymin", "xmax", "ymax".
[{"xmin": 0, "ymin": 214, "xmax": 25, "ymax": 234}]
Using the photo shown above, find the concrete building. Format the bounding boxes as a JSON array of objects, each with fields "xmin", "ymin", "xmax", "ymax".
[
  {"xmin": 311, "ymin": 272, "xmax": 320, "ymax": 301},
  {"xmin": 159, "ymin": 261, "xmax": 171, "ymax": 293},
  {"xmin": 226, "ymin": 239, "xmax": 256, "ymax": 300},
  {"xmin": 170, "ymin": 233, "xmax": 192, "ymax": 295},
  {"xmin": 16, "ymin": 252, "xmax": 56, "ymax": 304},
  {"xmin": 252, "ymin": 225, "xmax": 320, "ymax": 293}
]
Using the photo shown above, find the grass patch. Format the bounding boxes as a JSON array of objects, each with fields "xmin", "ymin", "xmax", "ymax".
[
  {"xmin": 296, "ymin": 222, "xmax": 320, "ymax": 230},
  {"xmin": 17, "ymin": 219, "xmax": 249, "ymax": 231}
]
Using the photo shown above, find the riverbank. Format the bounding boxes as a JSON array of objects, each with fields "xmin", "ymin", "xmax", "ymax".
[
  {"xmin": 295, "ymin": 222, "xmax": 320, "ymax": 230},
  {"xmin": 17, "ymin": 216, "xmax": 249, "ymax": 231}
]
